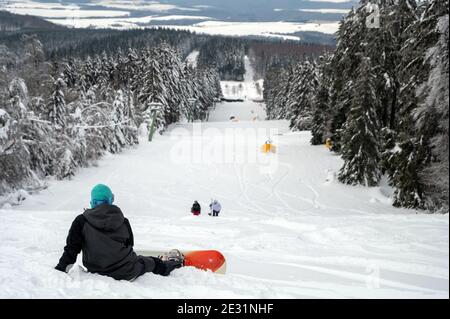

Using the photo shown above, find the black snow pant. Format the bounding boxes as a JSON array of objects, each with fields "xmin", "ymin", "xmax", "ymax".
[
  {"xmin": 212, "ymin": 210, "xmax": 220, "ymax": 217},
  {"xmin": 136, "ymin": 256, "xmax": 181, "ymax": 279},
  {"xmin": 134, "ymin": 256, "xmax": 157, "ymax": 280}
]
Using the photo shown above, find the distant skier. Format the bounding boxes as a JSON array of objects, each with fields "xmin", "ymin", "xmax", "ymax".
[
  {"xmin": 55, "ymin": 184, "xmax": 183, "ymax": 281},
  {"xmin": 191, "ymin": 200, "xmax": 201, "ymax": 216},
  {"xmin": 209, "ymin": 199, "xmax": 222, "ymax": 217},
  {"xmin": 251, "ymin": 110, "xmax": 260, "ymax": 121}
]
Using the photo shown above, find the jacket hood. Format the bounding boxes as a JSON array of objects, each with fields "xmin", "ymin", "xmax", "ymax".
[{"xmin": 83, "ymin": 204, "xmax": 125, "ymax": 231}]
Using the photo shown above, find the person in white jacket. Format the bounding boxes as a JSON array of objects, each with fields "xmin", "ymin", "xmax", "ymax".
[{"xmin": 209, "ymin": 200, "xmax": 222, "ymax": 217}]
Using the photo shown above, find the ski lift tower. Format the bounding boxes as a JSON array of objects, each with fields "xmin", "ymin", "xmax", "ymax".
[{"xmin": 148, "ymin": 102, "xmax": 163, "ymax": 142}]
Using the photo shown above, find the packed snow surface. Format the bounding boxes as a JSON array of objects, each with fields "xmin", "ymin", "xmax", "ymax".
[
  {"xmin": 0, "ymin": 102, "xmax": 448, "ymax": 298},
  {"xmin": 221, "ymin": 56, "xmax": 264, "ymax": 102},
  {"xmin": 0, "ymin": 62, "xmax": 448, "ymax": 298}
]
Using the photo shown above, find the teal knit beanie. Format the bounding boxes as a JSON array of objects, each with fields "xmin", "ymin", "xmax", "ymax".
[{"xmin": 90, "ymin": 184, "xmax": 114, "ymax": 208}]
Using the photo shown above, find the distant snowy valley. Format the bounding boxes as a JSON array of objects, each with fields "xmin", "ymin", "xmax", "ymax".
[{"xmin": 1, "ymin": 0, "xmax": 349, "ymax": 40}]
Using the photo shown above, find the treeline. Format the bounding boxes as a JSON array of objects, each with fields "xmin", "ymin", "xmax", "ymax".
[
  {"xmin": 248, "ymin": 41, "xmax": 332, "ymax": 79},
  {"xmin": 264, "ymin": 0, "xmax": 449, "ymax": 213},
  {"xmin": 0, "ymin": 11, "xmax": 338, "ymax": 82},
  {"xmin": 0, "ymin": 10, "xmax": 64, "ymax": 32},
  {"xmin": 2, "ymin": 25, "xmax": 309, "ymax": 82},
  {"xmin": 196, "ymin": 37, "xmax": 333, "ymax": 82},
  {"xmin": 0, "ymin": 27, "xmax": 203, "ymax": 60},
  {"xmin": 0, "ymin": 35, "xmax": 222, "ymax": 196},
  {"xmin": 197, "ymin": 37, "xmax": 247, "ymax": 81}
]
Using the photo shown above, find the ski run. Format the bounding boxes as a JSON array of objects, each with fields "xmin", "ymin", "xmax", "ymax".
[{"xmin": 0, "ymin": 95, "xmax": 448, "ymax": 298}]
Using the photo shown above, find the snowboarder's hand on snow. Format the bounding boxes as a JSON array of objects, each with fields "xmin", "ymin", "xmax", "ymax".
[
  {"xmin": 65, "ymin": 264, "xmax": 74, "ymax": 273},
  {"xmin": 152, "ymin": 258, "xmax": 183, "ymax": 276},
  {"xmin": 55, "ymin": 263, "xmax": 74, "ymax": 273},
  {"xmin": 163, "ymin": 260, "xmax": 183, "ymax": 276}
]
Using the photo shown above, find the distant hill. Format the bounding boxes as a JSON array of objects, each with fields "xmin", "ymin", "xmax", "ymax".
[{"xmin": 0, "ymin": 10, "xmax": 65, "ymax": 32}]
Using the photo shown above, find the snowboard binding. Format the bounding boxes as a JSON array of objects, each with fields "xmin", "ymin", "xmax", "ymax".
[{"xmin": 158, "ymin": 249, "xmax": 185, "ymax": 265}]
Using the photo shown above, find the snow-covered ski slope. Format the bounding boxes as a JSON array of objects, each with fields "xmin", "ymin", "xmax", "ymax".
[
  {"xmin": 0, "ymin": 51, "xmax": 448, "ymax": 298},
  {"xmin": 0, "ymin": 99, "xmax": 448, "ymax": 298},
  {"xmin": 221, "ymin": 56, "xmax": 264, "ymax": 101}
]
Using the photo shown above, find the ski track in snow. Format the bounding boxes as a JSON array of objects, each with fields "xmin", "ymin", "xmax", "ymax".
[{"xmin": 0, "ymin": 64, "xmax": 448, "ymax": 298}]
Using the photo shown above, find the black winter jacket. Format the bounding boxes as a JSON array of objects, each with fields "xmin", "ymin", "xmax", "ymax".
[
  {"xmin": 56, "ymin": 204, "xmax": 160, "ymax": 281},
  {"xmin": 191, "ymin": 202, "xmax": 201, "ymax": 212}
]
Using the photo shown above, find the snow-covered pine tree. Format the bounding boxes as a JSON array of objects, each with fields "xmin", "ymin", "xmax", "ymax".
[
  {"xmin": 122, "ymin": 90, "xmax": 139, "ymax": 145},
  {"xmin": 0, "ymin": 47, "xmax": 12, "ymax": 110},
  {"xmin": 124, "ymin": 48, "xmax": 138, "ymax": 89},
  {"xmin": 0, "ymin": 109, "xmax": 18, "ymax": 156},
  {"xmin": 289, "ymin": 60, "xmax": 318, "ymax": 131},
  {"xmin": 8, "ymin": 78, "xmax": 51, "ymax": 179},
  {"xmin": 287, "ymin": 63, "xmax": 306, "ymax": 129},
  {"xmin": 46, "ymin": 78, "xmax": 79, "ymax": 180},
  {"xmin": 47, "ymin": 77, "xmax": 67, "ymax": 130},
  {"xmin": 110, "ymin": 89, "xmax": 127, "ymax": 153},
  {"xmin": 311, "ymin": 55, "xmax": 332, "ymax": 145},
  {"xmin": 160, "ymin": 44, "xmax": 182, "ymax": 124},
  {"xmin": 136, "ymin": 48, "xmax": 168, "ymax": 129},
  {"xmin": 78, "ymin": 89, "xmax": 104, "ymax": 162},
  {"xmin": 181, "ymin": 64, "xmax": 197, "ymax": 122},
  {"xmin": 21, "ymin": 34, "xmax": 44, "ymax": 72},
  {"xmin": 98, "ymin": 51, "xmax": 114, "ymax": 102},
  {"xmin": 338, "ymin": 57, "xmax": 382, "ymax": 187},
  {"xmin": 384, "ymin": 0, "xmax": 448, "ymax": 210},
  {"xmin": 211, "ymin": 67, "xmax": 223, "ymax": 101},
  {"xmin": 80, "ymin": 56, "xmax": 96, "ymax": 92},
  {"xmin": 378, "ymin": 0, "xmax": 419, "ymax": 130},
  {"xmin": 383, "ymin": 133, "xmax": 428, "ymax": 209},
  {"xmin": 195, "ymin": 68, "xmax": 219, "ymax": 121},
  {"xmin": 263, "ymin": 65, "xmax": 284, "ymax": 120},
  {"xmin": 326, "ymin": 5, "xmax": 366, "ymax": 152},
  {"xmin": 0, "ymin": 108, "xmax": 32, "ymax": 194},
  {"xmin": 63, "ymin": 58, "xmax": 78, "ymax": 89},
  {"xmin": 21, "ymin": 109, "xmax": 54, "ymax": 176},
  {"xmin": 273, "ymin": 67, "xmax": 294, "ymax": 120},
  {"xmin": 1, "ymin": 79, "xmax": 36, "ymax": 192},
  {"xmin": 415, "ymin": 10, "xmax": 449, "ymax": 212},
  {"xmin": 8, "ymin": 78, "xmax": 29, "ymax": 120},
  {"xmin": 66, "ymin": 103, "xmax": 87, "ymax": 169},
  {"xmin": 54, "ymin": 147, "xmax": 76, "ymax": 180}
]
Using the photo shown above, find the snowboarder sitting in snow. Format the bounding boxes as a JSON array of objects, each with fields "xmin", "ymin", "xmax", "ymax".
[
  {"xmin": 191, "ymin": 201, "xmax": 201, "ymax": 216},
  {"xmin": 209, "ymin": 199, "xmax": 222, "ymax": 217},
  {"xmin": 55, "ymin": 184, "xmax": 183, "ymax": 281}
]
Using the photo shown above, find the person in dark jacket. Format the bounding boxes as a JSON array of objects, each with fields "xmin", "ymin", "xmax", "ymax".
[
  {"xmin": 55, "ymin": 184, "xmax": 182, "ymax": 281},
  {"xmin": 191, "ymin": 201, "xmax": 201, "ymax": 216}
]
